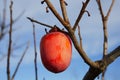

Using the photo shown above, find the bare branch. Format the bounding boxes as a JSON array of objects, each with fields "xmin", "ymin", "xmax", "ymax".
[
  {"xmin": 78, "ymin": 25, "xmax": 83, "ymax": 48},
  {"xmin": 7, "ymin": 1, "xmax": 13, "ymax": 80},
  {"xmin": 106, "ymin": 0, "xmax": 115, "ymax": 19},
  {"xmin": 60, "ymin": 0, "xmax": 70, "ymax": 23},
  {"xmin": 27, "ymin": 17, "xmax": 53, "ymax": 28},
  {"xmin": 83, "ymin": 46, "xmax": 120, "ymax": 80},
  {"xmin": 96, "ymin": 0, "xmax": 115, "ymax": 64},
  {"xmin": 44, "ymin": 0, "xmax": 68, "ymax": 27},
  {"xmin": 97, "ymin": 0, "xmax": 107, "ymax": 79},
  {"xmin": 96, "ymin": 0, "xmax": 115, "ymax": 79},
  {"xmin": 105, "ymin": 46, "xmax": 120, "ymax": 65},
  {"xmin": 32, "ymin": 22, "xmax": 38, "ymax": 80},
  {"xmin": 73, "ymin": 0, "xmax": 90, "ymax": 31},
  {"xmin": 11, "ymin": 42, "xmax": 29, "ymax": 80},
  {"xmin": 96, "ymin": 0, "xmax": 104, "ymax": 20}
]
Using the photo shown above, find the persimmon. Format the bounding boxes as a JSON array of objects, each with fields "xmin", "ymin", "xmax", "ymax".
[{"xmin": 40, "ymin": 29, "xmax": 72, "ymax": 73}]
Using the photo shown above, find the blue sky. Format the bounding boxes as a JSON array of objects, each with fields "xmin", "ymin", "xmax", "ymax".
[{"xmin": 0, "ymin": 0, "xmax": 120, "ymax": 80}]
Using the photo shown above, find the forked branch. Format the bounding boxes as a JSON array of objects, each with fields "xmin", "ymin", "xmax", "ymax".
[
  {"xmin": 96, "ymin": 0, "xmax": 115, "ymax": 79},
  {"xmin": 73, "ymin": 0, "xmax": 90, "ymax": 31}
]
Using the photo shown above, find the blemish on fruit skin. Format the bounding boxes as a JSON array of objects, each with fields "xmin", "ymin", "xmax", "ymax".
[{"xmin": 50, "ymin": 54, "xmax": 62, "ymax": 64}]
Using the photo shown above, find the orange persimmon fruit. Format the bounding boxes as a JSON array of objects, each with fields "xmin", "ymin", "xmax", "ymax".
[{"xmin": 40, "ymin": 29, "xmax": 72, "ymax": 73}]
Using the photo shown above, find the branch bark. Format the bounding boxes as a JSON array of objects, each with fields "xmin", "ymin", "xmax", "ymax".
[
  {"xmin": 44, "ymin": 0, "xmax": 68, "ymax": 27},
  {"xmin": 32, "ymin": 22, "xmax": 38, "ymax": 80},
  {"xmin": 7, "ymin": 1, "xmax": 13, "ymax": 80},
  {"xmin": 27, "ymin": 17, "xmax": 53, "ymax": 28},
  {"xmin": 59, "ymin": 0, "xmax": 70, "ymax": 24},
  {"xmin": 78, "ymin": 25, "xmax": 83, "ymax": 49},
  {"xmin": 83, "ymin": 46, "xmax": 120, "ymax": 80}
]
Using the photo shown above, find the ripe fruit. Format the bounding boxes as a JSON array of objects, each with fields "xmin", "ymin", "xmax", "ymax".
[{"xmin": 40, "ymin": 30, "xmax": 72, "ymax": 73}]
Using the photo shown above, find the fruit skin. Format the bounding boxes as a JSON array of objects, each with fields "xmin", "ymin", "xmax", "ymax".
[{"xmin": 40, "ymin": 32, "xmax": 72, "ymax": 73}]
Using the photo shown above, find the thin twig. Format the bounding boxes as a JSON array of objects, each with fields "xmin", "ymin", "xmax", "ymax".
[
  {"xmin": 96, "ymin": 0, "xmax": 104, "ymax": 20},
  {"xmin": 32, "ymin": 22, "xmax": 38, "ymax": 80},
  {"xmin": 59, "ymin": 0, "xmax": 70, "ymax": 24},
  {"xmin": 78, "ymin": 25, "xmax": 83, "ymax": 48},
  {"xmin": 7, "ymin": 1, "xmax": 13, "ymax": 80},
  {"xmin": 27, "ymin": 17, "xmax": 53, "ymax": 28},
  {"xmin": 106, "ymin": 0, "xmax": 115, "ymax": 19},
  {"xmin": 11, "ymin": 42, "xmax": 29, "ymax": 80},
  {"xmin": 73, "ymin": 0, "xmax": 90, "ymax": 31}
]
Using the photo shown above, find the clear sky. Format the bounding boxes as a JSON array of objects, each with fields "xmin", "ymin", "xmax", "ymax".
[{"xmin": 0, "ymin": 0, "xmax": 120, "ymax": 80}]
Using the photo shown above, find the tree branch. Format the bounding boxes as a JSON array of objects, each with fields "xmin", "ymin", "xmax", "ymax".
[
  {"xmin": 83, "ymin": 46, "xmax": 120, "ymax": 80},
  {"xmin": 78, "ymin": 25, "xmax": 83, "ymax": 48},
  {"xmin": 106, "ymin": 0, "xmax": 115, "ymax": 19},
  {"xmin": 7, "ymin": 1, "xmax": 13, "ymax": 80},
  {"xmin": 59, "ymin": 0, "xmax": 70, "ymax": 24},
  {"xmin": 32, "ymin": 22, "xmax": 38, "ymax": 80},
  {"xmin": 44, "ymin": 0, "xmax": 68, "ymax": 27},
  {"xmin": 0, "ymin": 0, "xmax": 7, "ymax": 40},
  {"xmin": 27, "ymin": 17, "xmax": 53, "ymax": 28},
  {"xmin": 105, "ymin": 46, "xmax": 120, "ymax": 65},
  {"xmin": 96, "ymin": 0, "xmax": 104, "ymax": 20},
  {"xmin": 11, "ymin": 42, "xmax": 29, "ymax": 80},
  {"xmin": 73, "ymin": 0, "xmax": 90, "ymax": 31}
]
